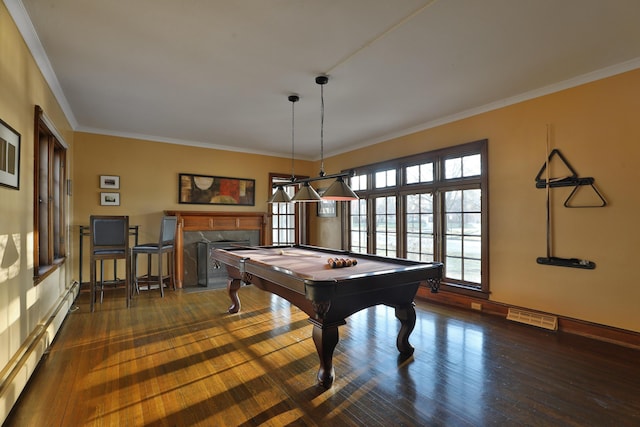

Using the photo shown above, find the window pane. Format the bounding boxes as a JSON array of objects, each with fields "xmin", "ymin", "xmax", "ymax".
[
  {"xmin": 349, "ymin": 198, "xmax": 368, "ymax": 253},
  {"xmin": 351, "ymin": 199, "xmax": 360, "ymax": 215},
  {"xmin": 445, "ymin": 190, "xmax": 462, "ymax": 212},
  {"xmin": 407, "ymin": 235, "xmax": 420, "ymax": 252},
  {"xmin": 464, "ymin": 259, "xmax": 482, "ymax": 283},
  {"xmin": 421, "ymin": 163, "xmax": 434, "ymax": 182},
  {"xmin": 406, "ymin": 165, "xmax": 419, "ymax": 184},
  {"xmin": 350, "ymin": 174, "xmax": 367, "ymax": 191},
  {"xmin": 463, "ymin": 154, "xmax": 481, "ymax": 177},
  {"xmin": 446, "ymin": 213, "xmax": 462, "ymax": 235},
  {"xmin": 463, "ymin": 236, "xmax": 482, "ymax": 259},
  {"xmin": 446, "ymin": 235, "xmax": 462, "ymax": 257},
  {"xmin": 405, "ymin": 192, "xmax": 434, "ymax": 262},
  {"xmin": 445, "ymin": 187, "xmax": 483, "ymax": 285},
  {"xmin": 375, "ymin": 195, "xmax": 396, "ymax": 257},
  {"xmin": 463, "ymin": 189, "xmax": 481, "ymax": 211},
  {"xmin": 406, "ymin": 162, "xmax": 434, "ymax": 184},
  {"xmin": 375, "ymin": 169, "xmax": 396, "ymax": 188},
  {"xmin": 406, "ymin": 194, "xmax": 419, "ymax": 213},
  {"xmin": 407, "ymin": 214, "xmax": 420, "ymax": 232},
  {"xmin": 271, "ymin": 177, "xmax": 296, "ymax": 245},
  {"xmin": 446, "ymin": 256, "xmax": 462, "ymax": 280},
  {"xmin": 445, "ymin": 157, "xmax": 462, "ymax": 179},
  {"xmin": 464, "ymin": 213, "xmax": 481, "ymax": 235},
  {"xmin": 421, "ymin": 236, "xmax": 433, "ymax": 256}
]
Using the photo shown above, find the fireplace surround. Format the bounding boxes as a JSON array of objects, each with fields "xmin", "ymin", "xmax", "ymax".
[{"xmin": 165, "ymin": 211, "xmax": 267, "ymax": 288}]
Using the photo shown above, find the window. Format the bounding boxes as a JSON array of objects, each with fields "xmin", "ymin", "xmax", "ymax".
[
  {"xmin": 347, "ymin": 140, "xmax": 488, "ymax": 296},
  {"xmin": 269, "ymin": 173, "xmax": 310, "ymax": 245},
  {"xmin": 374, "ymin": 195, "xmax": 397, "ymax": 257},
  {"xmin": 271, "ymin": 185, "xmax": 296, "ymax": 245},
  {"xmin": 34, "ymin": 106, "xmax": 67, "ymax": 281}
]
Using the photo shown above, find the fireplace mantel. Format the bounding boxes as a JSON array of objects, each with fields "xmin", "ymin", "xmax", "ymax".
[{"xmin": 165, "ymin": 210, "xmax": 268, "ymax": 287}]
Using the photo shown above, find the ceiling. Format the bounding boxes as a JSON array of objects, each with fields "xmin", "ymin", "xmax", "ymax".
[{"xmin": 9, "ymin": 0, "xmax": 640, "ymax": 160}]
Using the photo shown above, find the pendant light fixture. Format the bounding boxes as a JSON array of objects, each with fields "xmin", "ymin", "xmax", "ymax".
[
  {"xmin": 267, "ymin": 184, "xmax": 291, "ymax": 203},
  {"xmin": 268, "ymin": 95, "xmax": 299, "ymax": 204},
  {"xmin": 269, "ymin": 77, "xmax": 358, "ymax": 203},
  {"xmin": 291, "ymin": 181, "xmax": 322, "ymax": 202},
  {"xmin": 290, "ymin": 91, "xmax": 320, "ymax": 202},
  {"xmin": 313, "ymin": 75, "xmax": 358, "ymax": 201}
]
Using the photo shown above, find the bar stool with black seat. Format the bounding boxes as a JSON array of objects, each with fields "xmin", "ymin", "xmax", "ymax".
[
  {"xmin": 131, "ymin": 216, "xmax": 177, "ymax": 297},
  {"xmin": 89, "ymin": 215, "xmax": 131, "ymax": 312}
]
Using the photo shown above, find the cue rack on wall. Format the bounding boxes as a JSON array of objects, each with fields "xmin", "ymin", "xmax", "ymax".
[{"xmin": 534, "ymin": 134, "xmax": 606, "ymax": 269}]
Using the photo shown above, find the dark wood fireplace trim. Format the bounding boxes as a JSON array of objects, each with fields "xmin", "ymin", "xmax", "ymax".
[{"xmin": 165, "ymin": 211, "xmax": 268, "ymax": 288}]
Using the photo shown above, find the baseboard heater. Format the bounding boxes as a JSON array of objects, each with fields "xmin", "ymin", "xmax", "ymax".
[{"xmin": 507, "ymin": 308, "xmax": 558, "ymax": 331}]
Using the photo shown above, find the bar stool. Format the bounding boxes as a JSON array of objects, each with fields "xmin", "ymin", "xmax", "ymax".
[
  {"xmin": 89, "ymin": 215, "xmax": 131, "ymax": 312},
  {"xmin": 131, "ymin": 216, "xmax": 177, "ymax": 297}
]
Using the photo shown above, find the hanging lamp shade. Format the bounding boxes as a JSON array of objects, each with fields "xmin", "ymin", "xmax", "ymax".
[
  {"xmin": 267, "ymin": 185, "xmax": 291, "ymax": 203},
  {"xmin": 291, "ymin": 182, "xmax": 321, "ymax": 202},
  {"xmin": 322, "ymin": 176, "xmax": 358, "ymax": 201}
]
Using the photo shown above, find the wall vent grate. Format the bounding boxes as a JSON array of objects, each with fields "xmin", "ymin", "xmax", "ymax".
[{"xmin": 507, "ymin": 308, "xmax": 558, "ymax": 331}]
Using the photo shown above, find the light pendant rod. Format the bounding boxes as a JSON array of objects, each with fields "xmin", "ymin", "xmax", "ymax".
[
  {"xmin": 271, "ymin": 75, "xmax": 358, "ymax": 202},
  {"xmin": 316, "ymin": 75, "xmax": 328, "ymax": 177},
  {"xmin": 270, "ymin": 170, "xmax": 354, "ymax": 189},
  {"xmin": 268, "ymin": 94, "xmax": 299, "ymax": 204},
  {"xmin": 288, "ymin": 94, "xmax": 299, "ymax": 181}
]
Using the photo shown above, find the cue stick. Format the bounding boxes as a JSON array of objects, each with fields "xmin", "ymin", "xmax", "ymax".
[
  {"xmin": 545, "ymin": 124, "xmax": 552, "ymax": 259},
  {"xmin": 278, "ymin": 250, "xmax": 323, "ymax": 258}
]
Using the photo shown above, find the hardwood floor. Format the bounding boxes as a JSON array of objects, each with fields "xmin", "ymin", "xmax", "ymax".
[{"xmin": 4, "ymin": 285, "xmax": 640, "ymax": 426}]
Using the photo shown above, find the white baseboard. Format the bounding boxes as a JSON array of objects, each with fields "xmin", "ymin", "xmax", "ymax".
[{"xmin": 0, "ymin": 281, "xmax": 79, "ymax": 424}]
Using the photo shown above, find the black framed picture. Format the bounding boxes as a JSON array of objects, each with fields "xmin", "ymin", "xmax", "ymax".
[
  {"xmin": 0, "ymin": 118, "xmax": 21, "ymax": 190},
  {"xmin": 317, "ymin": 188, "xmax": 336, "ymax": 217},
  {"xmin": 179, "ymin": 173, "xmax": 255, "ymax": 206}
]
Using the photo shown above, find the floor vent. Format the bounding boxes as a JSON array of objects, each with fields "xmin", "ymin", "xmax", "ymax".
[{"xmin": 507, "ymin": 308, "xmax": 558, "ymax": 331}]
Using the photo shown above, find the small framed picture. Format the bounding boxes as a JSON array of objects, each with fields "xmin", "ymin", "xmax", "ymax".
[
  {"xmin": 100, "ymin": 192, "xmax": 120, "ymax": 206},
  {"xmin": 317, "ymin": 200, "xmax": 336, "ymax": 217},
  {"xmin": 317, "ymin": 189, "xmax": 337, "ymax": 217},
  {"xmin": 100, "ymin": 175, "xmax": 120, "ymax": 189},
  {"xmin": 0, "ymin": 117, "xmax": 21, "ymax": 190}
]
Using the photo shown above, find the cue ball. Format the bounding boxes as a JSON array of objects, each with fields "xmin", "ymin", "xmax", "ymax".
[{"xmin": 279, "ymin": 249, "xmax": 285, "ymax": 255}]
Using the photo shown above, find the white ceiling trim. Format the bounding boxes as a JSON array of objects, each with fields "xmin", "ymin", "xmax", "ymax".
[
  {"xmin": 6, "ymin": 0, "xmax": 640, "ymax": 162},
  {"xmin": 75, "ymin": 125, "xmax": 307, "ymax": 160},
  {"xmin": 60, "ymin": 55, "xmax": 640, "ymax": 161},
  {"xmin": 327, "ymin": 57, "xmax": 640, "ymax": 159},
  {"xmin": 4, "ymin": 0, "xmax": 78, "ymax": 129}
]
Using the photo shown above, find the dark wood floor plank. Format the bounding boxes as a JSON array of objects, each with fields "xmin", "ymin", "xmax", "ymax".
[{"xmin": 4, "ymin": 285, "xmax": 640, "ymax": 426}]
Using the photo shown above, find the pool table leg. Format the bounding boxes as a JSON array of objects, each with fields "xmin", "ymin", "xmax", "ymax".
[
  {"xmin": 311, "ymin": 321, "xmax": 340, "ymax": 388},
  {"xmin": 227, "ymin": 277, "xmax": 242, "ymax": 313},
  {"xmin": 395, "ymin": 303, "xmax": 417, "ymax": 355}
]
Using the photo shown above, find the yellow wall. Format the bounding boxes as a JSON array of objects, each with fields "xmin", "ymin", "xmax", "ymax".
[
  {"xmin": 3, "ymin": 7, "xmax": 640, "ymax": 422},
  {"xmin": 0, "ymin": 3, "xmax": 74, "ymax": 422},
  {"xmin": 73, "ymin": 70, "xmax": 640, "ymax": 334},
  {"xmin": 322, "ymin": 69, "xmax": 640, "ymax": 332},
  {"xmin": 72, "ymin": 132, "xmax": 315, "ymax": 279}
]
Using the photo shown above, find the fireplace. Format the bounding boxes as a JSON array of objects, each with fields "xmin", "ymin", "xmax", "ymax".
[
  {"xmin": 196, "ymin": 239, "xmax": 251, "ymax": 287},
  {"xmin": 165, "ymin": 211, "xmax": 268, "ymax": 288}
]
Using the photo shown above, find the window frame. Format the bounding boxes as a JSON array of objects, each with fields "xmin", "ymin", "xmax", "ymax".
[
  {"xmin": 268, "ymin": 173, "xmax": 311, "ymax": 245},
  {"xmin": 33, "ymin": 105, "xmax": 68, "ymax": 283},
  {"xmin": 345, "ymin": 139, "xmax": 489, "ymax": 297}
]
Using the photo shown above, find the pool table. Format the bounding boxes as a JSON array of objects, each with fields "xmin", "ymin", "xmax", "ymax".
[{"xmin": 211, "ymin": 244, "xmax": 443, "ymax": 387}]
